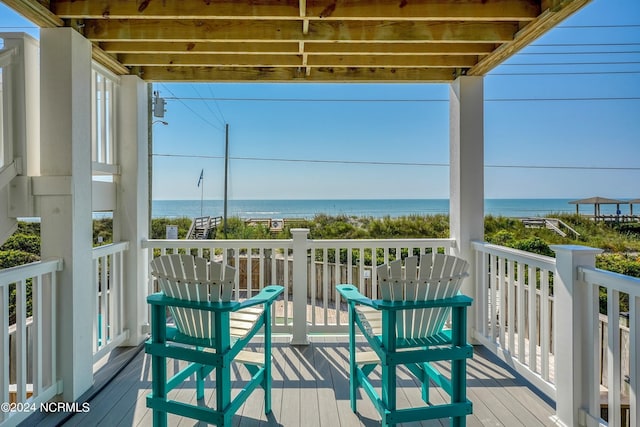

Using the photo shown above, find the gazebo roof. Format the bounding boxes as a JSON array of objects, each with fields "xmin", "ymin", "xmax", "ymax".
[
  {"xmin": 628, "ymin": 199, "xmax": 640, "ymax": 204},
  {"xmin": 7, "ymin": 0, "xmax": 590, "ymax": 82},
  {"xmin": 569, "ymin": 197, "xmax": 627, "ymax": 205}
]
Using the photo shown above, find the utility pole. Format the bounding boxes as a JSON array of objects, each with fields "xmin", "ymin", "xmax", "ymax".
[{"xmin": 223, "ymin": 123, "xmax": 229, "ymax": 238}]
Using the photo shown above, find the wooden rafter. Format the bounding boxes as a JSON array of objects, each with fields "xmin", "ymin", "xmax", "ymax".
[
  {"xmin": 3, "ymin": 0, "xmax": 591, "ymax": 82},
  {"xmin": 51, "ymin": 0, "xmax": 540, "ymax": 21},
  {"xmin": 83, "ymin": 20, "xmax": 519, "ymax": 43}
]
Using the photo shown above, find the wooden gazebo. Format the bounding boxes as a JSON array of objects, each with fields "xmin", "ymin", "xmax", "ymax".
[{"xmin": 569, "ymin": 196, "xmax": 627, "ymax": 221}]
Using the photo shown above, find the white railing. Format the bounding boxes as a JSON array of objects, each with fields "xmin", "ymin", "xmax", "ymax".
[
  {"xmin": 305, "ymin": 236, "xmax": 456, "ymax": 334},
  {"xmin": 1, "ymin": 259, "xmax": 62, "ymax": 427},
  {"xmin": 142, "ymin": 233, "xmax": 456, "ymax": 339},
  {"xmin": 143, "ymin": 238, "xmax": 295, "ymax": 334},
  {"xmin": 471, "ymin": 241, "xmax": 557, "ymax": 398},
  {"xmin": 578, "ymin": 266, "xmax": 639, "ymax": 427},
  {"xmin": 92, "ymin": 242, "xmax": 129, "ymax": 362}
]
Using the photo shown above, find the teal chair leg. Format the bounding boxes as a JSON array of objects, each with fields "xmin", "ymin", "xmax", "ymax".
[
  {"xmin": 348, "ymin": 302, "xmax": 358, "ymax": 412},
  {"xmin": 421, "ymin": 361, "xmax": 430, "ymax": 403},
  {"xmin": 196, "ymin": 362, "xmax": 206, "ymax": 401},
  {"xmin": 451, "ymin": 306, "xmax": 469, "ymax": 427},
  {"xmin": 264, "ymin": 305, "xmax": 273, "ymax": 414},
  {"xmin": 151, "ymin": 304, "xmax": 168, "ymax": 427}
]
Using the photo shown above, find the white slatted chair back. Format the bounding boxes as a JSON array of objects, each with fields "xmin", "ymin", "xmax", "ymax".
[
  {"xmin": 377, "ymin": 254, "xmax": 468, "ymax": 340},
  {"xmin": 150, "ymin": 254, "xmax": 236, "ymax": 339}
]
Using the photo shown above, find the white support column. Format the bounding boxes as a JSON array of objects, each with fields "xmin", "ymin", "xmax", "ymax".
[
  {"xmin": 39, "ymin": 28, "xmax": 93, "ymax": 401},
  {"xmin": 449, "ymin": 76, "xmax": 484, "ymax": 340},
  {"xmin": 551, "ymin": 245, "xmax": 602, "ymax": 427},
  {"xmin": 1, "ymin": 33, "xmax": 39, "ymax": 238},
  {"xmin": 114, "ymin": 75, "xmax": 149, "ymax": 346},
  {"xmin": 290, "ymin": 228, "xmax": 310, "ymax": 345}
]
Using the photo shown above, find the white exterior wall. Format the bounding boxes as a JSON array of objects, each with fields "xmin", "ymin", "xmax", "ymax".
[
  {"xmin": 114, "ymin": 75, "xmax": 149, "ymax": 346},
  {"xmin": 449, "ymin": 76, "xmax": 484, "ymax": 339},
  {"xmin": 39, "ymin": 28, "xmax": 94, "ymax": 401}
]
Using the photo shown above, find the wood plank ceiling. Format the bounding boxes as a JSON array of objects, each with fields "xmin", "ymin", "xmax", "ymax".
[{"xmin": 4, "ymin": 0, "xmax": 591, "ymax": 82}]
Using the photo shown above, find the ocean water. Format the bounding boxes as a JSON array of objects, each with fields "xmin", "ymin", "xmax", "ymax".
[{"xmin": 151, "ymin": 198, "xmax": 607, "ymax": 220}]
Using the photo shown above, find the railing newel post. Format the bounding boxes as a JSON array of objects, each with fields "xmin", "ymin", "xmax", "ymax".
[
  {"xmin": 290, "ymin": 229, "xmax": 310, "ymax": 345},
  {"xmin": 551, "ymin": 245, "xmax": 603, "ymax": 427}
]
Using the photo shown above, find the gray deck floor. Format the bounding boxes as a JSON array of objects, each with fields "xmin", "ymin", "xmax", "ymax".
[{"xmin": 25, "ymin": 336, "xmax": 557, "ymax": 427}]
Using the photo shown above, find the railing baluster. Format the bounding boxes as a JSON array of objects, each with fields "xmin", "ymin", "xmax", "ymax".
[
  {"xmin": 528, "ymin": 264, "xmax": 537, "ymax": 372},
  {"xmin": 335, "ymin": 247, "xmax": 341, "ymax": 326},
  {"xmin": 540, "ymin": 270, "xmax": 550, "ymax": 381},
  {"xmin": 0, "ymin": 284, "xmax": 7, "ymax": 423},
  {"xmin": 507, "ymin": 259, "xmax": 515, "ymax": 354},
  {"xmin": 630, "ymin": 295, "xmax": 639, "ymax": 427},
  {"xmin": 607, "ymin": 287, "xmax": 621, "ymax": 427},
  {"xmin": 498, "ymin": 256, "xmax": 506, "ymax": 347},
  {"xmin": 517, "ymin": 261, "xmax": 526, "ymax": 363},
  {"xmin": 489, "ymin": 254, "xmax": 497, "ymax": 343},
  {"xmin": 33, "ymin": 275, "xmax": 43, "ymax": 395}
]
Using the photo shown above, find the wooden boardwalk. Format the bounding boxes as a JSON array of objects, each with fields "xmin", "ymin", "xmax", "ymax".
[{"xmin": 25, "ymin": 336, "xmax": 557, "ymax": 427}]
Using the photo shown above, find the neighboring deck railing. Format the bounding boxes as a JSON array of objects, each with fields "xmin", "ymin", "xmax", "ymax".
[
  {"xmin": 578, "ymin": 266, "xmax": 638, "ymax": 427},
  {"xmin": 92, "ymin": 242, "xmax": 130, "ymax": 362},
  {"xmin": 1, "ymin": 259, "xmax": 62, "ymax": 427},
  {"xmin": 471, "ymin": 241, "xmax": 557, "ymax": 399}
]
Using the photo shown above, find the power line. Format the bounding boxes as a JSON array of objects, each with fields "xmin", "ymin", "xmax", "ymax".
[
  {"xmin": 490, "ymin": 70, "xmax": 640, "ymax": 76},
  {"xmin": 503, "ymin": 61, "xmax": 640, "ymax": 66},
  {"xmin": 520, "ymin": 51, "xmax": 640, "ymax": 55},
  {"xmin": 161, "ymin": 95, "xmax": 640, "ymax": 102},
  {"xmin": 160, "ymin": 83, "xmax": 223, "ymax": 131},
  {"xmin": 207, "ymin": 84, "xmax": 227, "ymax": 124},
  {"xmin": 556, "ymin": 24, "xmax": 640, "ymax": 29},
  {"xmin": 530, "ymin": 43, "xmax": 640, "ymax": 47},
  {"xmin": 191, "ymin": 83, "xmax": 225, "ymax": 127},
  {"xmin": 153, "ymin": 153, "xmax": 640, "ymax": 171}
]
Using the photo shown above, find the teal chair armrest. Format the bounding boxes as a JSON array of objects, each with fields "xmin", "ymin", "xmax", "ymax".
[
  {"xmin": 237, "ymin": 285, "xmax": 284, "ymax": 310},
  {"xmin": 372, "ymin": 294, "xmax": 473, "ymax": 311},
  {"xmin": 147, "ymin": 293, "xmax": 238, "ymax": 312},
  {"xmin": 336, "ymin": 284, "xmax": 377, "ymax": 308},
  {"xmin": 147, "ymin": 285, "xmax": 284, "ymax": 312}
]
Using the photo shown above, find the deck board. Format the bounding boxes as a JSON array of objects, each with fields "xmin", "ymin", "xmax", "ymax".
[{"xmin": 24, "ymin": 336, "xmax": 556, "ymax": 427}]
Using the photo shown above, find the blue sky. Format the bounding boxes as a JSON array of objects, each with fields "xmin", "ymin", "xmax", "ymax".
[{"xmin": 1, "ymin": 0, "xmax": 639, "ymax": 201}]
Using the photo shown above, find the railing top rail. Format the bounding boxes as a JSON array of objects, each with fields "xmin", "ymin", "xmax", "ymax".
[
  {"xmin": 472, "ymin": 240, "xmax": 556, "ymax": 270},
  {"xmin": 309, "ymin": 237, "xmax": 455, "ymax": 246},
  {"xmin": 143, "ymin": 238, "xmax": 294, "ymax": 250},
  {"xmin": 92, "ymin": 241, "xmax": 130, "ymax": 259},
  {"xmin": 0, "ymin": 258, "xmax": 63, "ymax": 287},
  {"xmin": 579, "ymin": 265, "xmax": 640, "ymax": 296}
]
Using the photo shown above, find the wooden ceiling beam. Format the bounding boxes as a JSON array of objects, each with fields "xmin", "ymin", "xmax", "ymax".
[
  {"xmin": 84, "ymin": 20, "xmax": 518, "ymax": 43},
  {"xmin": 99, "ymin": 40, "xmax": 496, "ymax": 56},
  {"xmin": 118, "ymin": 53, "xmax": 478, "ymax": 68},
  {"xmin": 51, "ymin": 0, "xmax": 539, "ymax": 21},
  {"xmin": 135, "ymin": 66, "xmax": 459, "ymax": 83},
  {"xmin": 2, "ymin": 0, "xmax": 63, "ymax": 27},
  {"xmin": 91, "ymin": 44, "xmax": 129, "ymax": 75},
  {"xmin": 99, "ymin": 41, "xmax": 302, "ymax": 54},
  {"xmin": 304, "ymin": 42, "xmax": 497, "ymax": 55},
  {"xmin": 468, "ymin": 0, "xmax": 590, "ymax": 75}
]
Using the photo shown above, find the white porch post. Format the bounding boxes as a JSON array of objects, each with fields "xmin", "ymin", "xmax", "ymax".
[
  {"xmin": 290, "ymin": 228, "xmax": 309, "ymax": 345},
  {"xmin": 551, "ymin": 245, "xmax": 603, "ymax": 427},
  {"xmin": 39, "ymin": 28, "xmax": 93, "ymax": 401},
  {"xmin": 113, "ymin": 75, "xmax": 149, "ymax": 346},
  {"xmin": 449, "ymin": 76, "xmax": 484, "ymax": 340}
]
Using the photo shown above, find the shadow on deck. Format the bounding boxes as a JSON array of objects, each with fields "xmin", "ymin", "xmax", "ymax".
[{"xmin": 23, "ymin": 336, "xmax": 556, "ymax": 427}]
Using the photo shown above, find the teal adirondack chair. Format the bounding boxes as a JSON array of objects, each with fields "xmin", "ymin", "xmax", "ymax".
[
  {"xmin": 336, "ymin": 253, "xmax": 473, "ymax": 427},
  {"xmin": 146, "ymin": 254, "xmax": 284, "ymax": 427}
]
